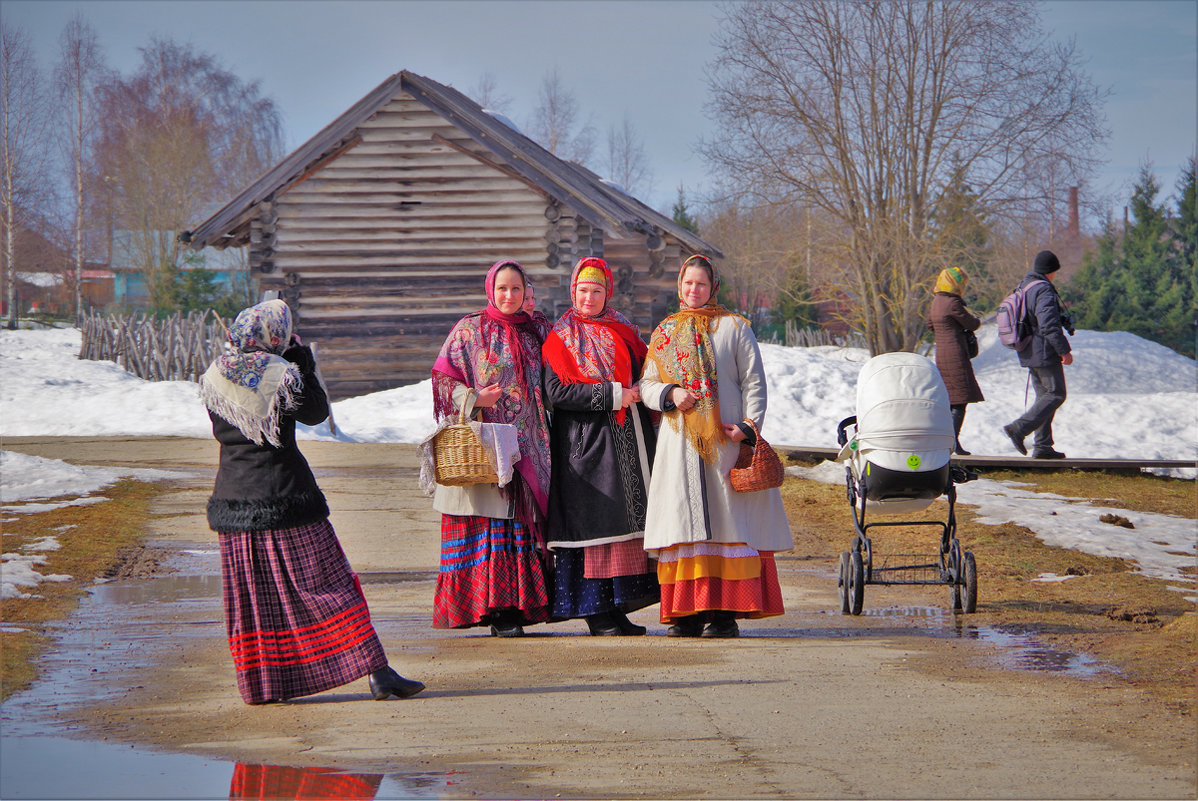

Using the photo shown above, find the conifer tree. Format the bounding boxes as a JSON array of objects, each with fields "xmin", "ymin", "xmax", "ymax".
[{"xmin": 1069, "ymin": 165, "xmax": 1195, "ymax": 357}]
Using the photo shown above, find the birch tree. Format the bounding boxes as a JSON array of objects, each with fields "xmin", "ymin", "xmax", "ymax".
[
  {"xmin": 529, "ymin": 68, "xmax": 595, "ymax": 165},
  {"xmin": 703, "ymin": 0, "xmax": 1109, "ymax": 353},
  {"xmin": 54, "ymin": 13, "xmax": 105, "ymax": 322},
  {"xmin": 605, "ymin": 115, "xmax": 653, "ymax": 198},
  {"xmin": 0, "ymin": 23, "xmax": 51, "ymax": 328}
]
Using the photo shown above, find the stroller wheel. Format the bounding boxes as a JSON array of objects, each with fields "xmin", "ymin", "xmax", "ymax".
[
  {"xmin": 838, "ymin": 552, "xmax": 852, "ymax": 614},
  {"xmin": 848, "ymin": 551, "xmax": 865, "ymax": 616},
  {"xmin": 960, "ymin": 552, "xmax": 978, "ymax": 614}
]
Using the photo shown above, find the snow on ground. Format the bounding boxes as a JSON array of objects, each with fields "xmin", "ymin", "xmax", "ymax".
[{"xmin": 1, "ymin": 324, "xmax": 1195, "ymax": 600}]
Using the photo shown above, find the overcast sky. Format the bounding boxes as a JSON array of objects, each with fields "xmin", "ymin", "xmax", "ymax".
[{"xmin": 7, "ymin": 0, "xmax": 1196, "ymax": 221}]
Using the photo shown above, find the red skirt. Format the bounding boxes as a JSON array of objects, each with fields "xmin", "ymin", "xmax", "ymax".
[
  {"xmin": 656, "ymin": 542, "xmax": 784, "ymax": 623},
  {"xmin": 433, "ymin": 514, "xmax": 551, "ymax": 628},
  {"xmin": 218, "ymin": 519, "xmax": 387, "ymax": 704}
]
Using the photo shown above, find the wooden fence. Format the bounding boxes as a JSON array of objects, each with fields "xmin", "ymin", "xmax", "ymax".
[
  {"xmin": 763, "ymin": 320, "xmax": 868, "ymax": 349},
  {"xmin": 79, "ymin": 309, "xmax": 228, "ymax": 383}
]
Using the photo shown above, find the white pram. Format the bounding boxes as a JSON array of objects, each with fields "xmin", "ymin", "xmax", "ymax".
[{"xmin": 835, "ymin": 353, "xmax": 978, "ymax": 615}]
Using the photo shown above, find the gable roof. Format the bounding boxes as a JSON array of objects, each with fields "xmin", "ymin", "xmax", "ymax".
[{"xmin": 181, "ymin": 69, "xmax": 719, "ymax": 257}]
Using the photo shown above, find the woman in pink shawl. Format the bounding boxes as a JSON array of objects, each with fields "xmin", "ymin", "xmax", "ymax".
[{"xmin": 430, "ymin": 259, "xmax": 553, "ymax": 636}]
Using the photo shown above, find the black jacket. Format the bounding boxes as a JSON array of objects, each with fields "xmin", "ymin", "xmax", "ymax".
[
  {"xmin": 1017, "ymin": 271, "xmax": 1072, "ymax": 368},
  {"xmin": 206, "ymin": 345, "xmax": 331, "ymax": 533}
]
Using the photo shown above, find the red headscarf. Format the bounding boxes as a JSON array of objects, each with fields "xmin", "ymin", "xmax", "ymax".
[{"xmin": 542, "ymin": 257, "xmax": 648, "ymax": 424}]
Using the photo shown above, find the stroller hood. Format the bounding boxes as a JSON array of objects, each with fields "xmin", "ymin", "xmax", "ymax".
[{"xmin": 837, "ymin": 352, "xmax": 955, "ymax": 473}]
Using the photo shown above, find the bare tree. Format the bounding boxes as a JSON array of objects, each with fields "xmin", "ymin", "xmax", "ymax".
[
  {"xmin": 470, "ymin": 73, "xmax": 513, "ymax": 115},
  {"xmin": 54, "ymin": 13, "xmax": 105, "ymax": 322},
  {"xmin": 94, "ymin": 38, "xmax": 283, "ymax": 312},
  {"xmin": 605, "ymin": 114, "xmax": 653, "ymax": 198},
  {"xmin": 703, "ymin": 0, "xmax": 1109, "ymax": 353},
  {"xmin": 0, "ymin": 22, "xmax": 51, "ymax": 328},
  {"xmin": 528, "ymin": 68, "xmax": 595, "ymax": 165}
]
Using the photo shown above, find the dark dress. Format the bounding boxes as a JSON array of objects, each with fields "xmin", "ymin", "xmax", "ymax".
[
  {"xmin": 928, "ymin": 292, "xmax": 984, "ymax": 405},
  {"xmin": 543, "ymin": 366, "xmax": 660, "ymax": 619}
]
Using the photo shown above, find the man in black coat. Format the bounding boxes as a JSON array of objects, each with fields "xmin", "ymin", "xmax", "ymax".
[{"xmin": 1003, "ymin": 250, "xmax": 1074, "ymax": 459}]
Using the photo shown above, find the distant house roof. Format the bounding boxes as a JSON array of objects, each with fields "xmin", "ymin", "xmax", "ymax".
[{"xmin": 181, "ymin": 69, "xmax": 719, "ymax": 258}]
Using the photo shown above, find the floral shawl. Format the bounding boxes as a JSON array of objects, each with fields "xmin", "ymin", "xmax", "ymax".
[
  {"xmin": 431, "ymin": 259, "xmax": 551, "ymax": 530},
  {"xmin": 542, "ymin": 257, "xmax": 648, "ymax": 425},
  {"xmin": 198, "ymin": 299, "xmax": 301, "ymax": 447},
  {"xmin": 645, "ymin": 255, "xmax": 744, "ymax": 464}
]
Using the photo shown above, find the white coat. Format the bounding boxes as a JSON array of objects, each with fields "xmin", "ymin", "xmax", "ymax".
[{"xmin": 639, "ymin": 314, "xmax": 792, "ymax": 554}]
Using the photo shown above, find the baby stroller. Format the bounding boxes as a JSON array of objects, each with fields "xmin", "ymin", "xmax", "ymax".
[{"xmin": 835, "ymin": 352, "xmax": 978, "ymax": 615}]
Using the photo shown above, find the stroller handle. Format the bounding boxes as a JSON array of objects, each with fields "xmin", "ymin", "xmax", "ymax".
[{"xmin": 837, "ymin": 415, "xmax": 858, "ymax": 447}]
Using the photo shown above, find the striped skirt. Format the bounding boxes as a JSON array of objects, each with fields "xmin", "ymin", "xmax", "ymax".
[
  {"xmin": 218, "ymin": 519, "xmax": 387, "ymax": 705},
  {"xmin": 656, "ymin": 542, "xmax": 785, "ymax": 623},
  {"xmin": 433, "ymin": 514, "xmax": 551, "ymax": 629}
]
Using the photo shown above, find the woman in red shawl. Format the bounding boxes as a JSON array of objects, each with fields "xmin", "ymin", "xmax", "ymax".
[
  {"xmin": 542, "ymin": 257, "xmax": 659, "ymax": 635},
  {"xmin": 430, "ymin": 259, "xmax": 552, "ymax": 637}
]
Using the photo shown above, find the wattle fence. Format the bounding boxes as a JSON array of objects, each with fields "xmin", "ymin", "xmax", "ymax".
[{"xmin": 78, "ymin": 309, "xmax": 229, "ymax": 383}]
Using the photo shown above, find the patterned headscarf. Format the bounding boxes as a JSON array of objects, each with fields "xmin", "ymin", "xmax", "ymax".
[
  {"xmin": 934, "ymin": 266, "xmax": 968, "ymax": 296},
  {"xmin": 432, "ymin": 259, "xmax": 551, "ymax": 528},
  {"xmin": 542, "ymin": 257, "xmax": 648, "ymax": 425},
  {"xmin": 646, "ymin": 254, "xmax": 743, "ymax": 463},
  {"xmin": 198, "ymin": 299, "xmax": 301, "ymax": 447}
]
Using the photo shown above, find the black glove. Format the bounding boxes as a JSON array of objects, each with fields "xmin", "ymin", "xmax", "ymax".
[{"xmin": 282, "ymin": 344, "xmax": 316, "ymax": 374}]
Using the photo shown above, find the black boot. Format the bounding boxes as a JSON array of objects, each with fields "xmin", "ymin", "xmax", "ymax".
[
  {"xmin": 585, "ymin": 612, "xmax": 621, "ymax": 636},
  {"xmin": 665, "ymin": 614, "xmax": 704, "ymax": 637},
  {"xmin": 368, "ymin": 666, "xmax": 424, "ymax": 700},
  {"xmin": 489, "ymin": 609, "xmax": 525, "ymax": 637},
  {"xmin": 701, "ymin": 611, "xmax": 740, "ymax": 638},
  {"xmin": 611, "ymin": 609, "xmax": 647, "ymax": 636}
]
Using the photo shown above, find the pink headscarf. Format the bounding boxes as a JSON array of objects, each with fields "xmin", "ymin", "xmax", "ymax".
[{"xmin": 431, "ymin": 260, "xmax": 551, "ymax": 531}]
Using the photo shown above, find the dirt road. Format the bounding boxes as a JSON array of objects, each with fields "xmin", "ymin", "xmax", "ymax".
[{"xmin": 3, "ymin": 436, "xmax": 1195, "ymax": 799}]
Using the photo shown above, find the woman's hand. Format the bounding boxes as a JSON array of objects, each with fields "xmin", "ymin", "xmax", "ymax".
[
  {"xmin": 723, "ymin": 423, "xmax": 747, "ymax": 443},
  {"xmin": 670, "ymin": 387, "xmax": 699, "ymax": 411},
  {"xmin": 474, "ymin": 383, "xmax": 502, "ymax": 408},
  {"xmin": 622, "ymin": 384, "xmax": 642, "ymax": 406}
]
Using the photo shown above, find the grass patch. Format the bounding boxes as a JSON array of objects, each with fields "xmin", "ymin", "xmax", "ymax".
[
  {"xmin": 0, "ymin": 480, "xmax": 160, "ymax": 703},
  {"xmin": 975, "ymin": 467, "xmax": 1196, "ymax": 518},
  {"xmin": 781, "ymin": 466, "xmax": 1196, "ymax": 715}
]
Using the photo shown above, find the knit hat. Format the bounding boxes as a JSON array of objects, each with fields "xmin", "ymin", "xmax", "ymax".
[{"xmin": 1033, "ymin": 250, "xmax": 1061, "ymax": 274}]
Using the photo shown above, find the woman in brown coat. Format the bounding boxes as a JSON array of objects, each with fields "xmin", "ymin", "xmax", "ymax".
[{"xmin": 927, "ymin": 266, "xmax": 984, "ymax": 455}]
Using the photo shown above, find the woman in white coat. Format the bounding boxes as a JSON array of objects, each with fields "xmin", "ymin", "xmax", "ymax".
[{"xmin": 639, "ymin": 255, "xmax": 792, "ymax": 637}]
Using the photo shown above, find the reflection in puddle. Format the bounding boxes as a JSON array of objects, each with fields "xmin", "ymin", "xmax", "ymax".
[
  {"xmin": 231, "ymin": 763, "xmax": 382, "ymax": 800},
  {"xmin": 959, "ymin": 626, "xmax": 1116, "ymax": 677}
]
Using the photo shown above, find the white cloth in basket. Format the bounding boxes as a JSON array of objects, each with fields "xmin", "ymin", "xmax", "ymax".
[{"xmin": 418, "ymin": 420, "xmax": 520, "ymax": 496}]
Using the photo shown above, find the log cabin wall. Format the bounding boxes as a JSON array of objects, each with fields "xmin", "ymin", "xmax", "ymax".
[
  {"xmin": 242, "ymin": 93, "xmax": 686, "ymax": 399},
  {"xmin": 251, "ymin": 93, "xmax": 554, "ymax": 399}
]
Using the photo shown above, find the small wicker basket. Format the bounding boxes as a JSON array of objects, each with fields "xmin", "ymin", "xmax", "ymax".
[
  {"xmin": 729, "ymin": 419, "xmax": 784, "ymax": 492},
  {"xmin": 433, "ymin": 404, "xmax": 499, "ymax": 487}
]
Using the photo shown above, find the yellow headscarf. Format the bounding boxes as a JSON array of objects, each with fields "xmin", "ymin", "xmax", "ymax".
[
  {"xmin": 646, "ymin": 255, "xmax": 745, "ymax": 463},
  {"xmin": 935, "ymin": 266, "xmax": 968, "ymax": 295}
]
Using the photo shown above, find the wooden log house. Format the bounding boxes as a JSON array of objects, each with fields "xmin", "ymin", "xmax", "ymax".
[{"xmin": 180, "ymin": 70, "xmax": 721, "ymax": 399}]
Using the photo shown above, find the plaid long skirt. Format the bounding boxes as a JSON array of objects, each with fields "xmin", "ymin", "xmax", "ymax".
[
  {"xmin": 218, "ymin": 519, "xmax": 388, "ymax": 705},
  {"xmin": 433, "ymin": 514, "xmax": 552, "ymax": 629}
]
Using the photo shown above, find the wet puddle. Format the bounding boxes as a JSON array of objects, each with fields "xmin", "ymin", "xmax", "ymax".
[
  {"xmin": 2, "ymin": 554, "xmax": 1116, "ymax": 798},
  {"xmin": 0, "ymin": 547, "xmax": 452, "ymax": 800}
]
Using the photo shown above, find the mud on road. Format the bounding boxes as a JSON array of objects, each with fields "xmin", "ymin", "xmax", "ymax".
[{"xmin": 2, "ymin": 437, "xmax": 1195, "ymax": 799}]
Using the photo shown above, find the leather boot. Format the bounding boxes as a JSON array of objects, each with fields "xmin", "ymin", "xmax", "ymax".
[{"xmin": 368, "ymin": 666, "xmax": 425, "ymax": 700}]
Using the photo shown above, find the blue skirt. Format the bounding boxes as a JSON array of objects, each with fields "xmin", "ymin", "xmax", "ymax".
[{"xmin": 551, "ymin": 547, "xmax": 659, "ymax": 619}]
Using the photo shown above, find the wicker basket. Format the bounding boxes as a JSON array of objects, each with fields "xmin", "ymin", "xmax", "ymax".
[
  {"xmin": 433, "ymin": 404, "xmax": 499, "ymax": 487},
  {"xmin": 729, "ymin": 419, "xmax": 784, "ymax": 492}
]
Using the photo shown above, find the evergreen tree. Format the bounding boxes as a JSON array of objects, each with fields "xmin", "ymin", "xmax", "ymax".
[
  {"xmin": 1068, "ymin": 165, "xmax": 1195, "ymax": 357},
  {"xmin": 672, "ymin": 185, "xmax": 699, "ymax": 234}
]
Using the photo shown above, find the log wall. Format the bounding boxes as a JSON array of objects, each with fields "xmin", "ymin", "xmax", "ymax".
[{"xmin": 247, "ymin": 92, "xmax": 684, "ymax": 400}]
